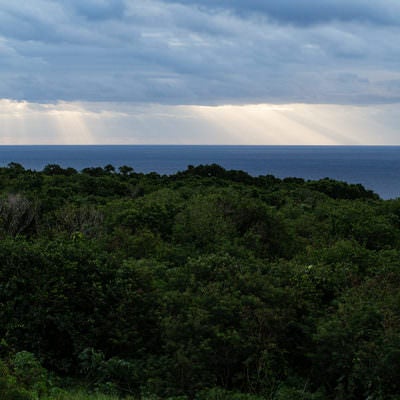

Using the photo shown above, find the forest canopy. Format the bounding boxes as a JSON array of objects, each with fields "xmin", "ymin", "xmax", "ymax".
[{"xmin": 0, "ymin": 162, "xmax": 399, "ymax": 400}]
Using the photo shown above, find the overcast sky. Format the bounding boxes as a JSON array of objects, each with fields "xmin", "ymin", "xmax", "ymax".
[{"xmin": 0, "ymin": 0, "xmax": 399, "ymax": 144}]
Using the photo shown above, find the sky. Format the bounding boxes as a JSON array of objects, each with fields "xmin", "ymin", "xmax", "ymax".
[{"xmin": 0, "ymin": 0, "xmax": 399, "ymax": 144}]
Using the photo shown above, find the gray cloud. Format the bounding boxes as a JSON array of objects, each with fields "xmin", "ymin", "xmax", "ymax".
[
  {"xmin": 175, "ymin": 0, "xmax": 400, "ymax": 26},
  {"xmin": 69, "ymin": 0, "xmax": 126, "ymax": 21},
  {"xmin": 0, "ymin": 0, "xmax": 399, "ymax": 104}
]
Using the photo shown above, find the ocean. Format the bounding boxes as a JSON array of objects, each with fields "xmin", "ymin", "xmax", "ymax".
[{"xmin": 0, "ymin": 145, "xmax": 399, "ymax": 199}]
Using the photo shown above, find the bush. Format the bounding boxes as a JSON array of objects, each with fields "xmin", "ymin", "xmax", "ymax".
[
  {"xmin": 196, "ymin": 388, "xmax": 264, "ymax": 400},
  {"xmin": 0, "ymin": 358, "xmax": 33, "ymax": 400},
  {"xmin": 11, "ymin": 351, "xmax": 48, "ymax": 397}
]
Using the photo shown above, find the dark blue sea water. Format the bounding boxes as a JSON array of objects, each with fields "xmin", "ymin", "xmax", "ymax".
[{"xmin": 0, "ymin": 145, "xmax": 399, "ymax": 199}]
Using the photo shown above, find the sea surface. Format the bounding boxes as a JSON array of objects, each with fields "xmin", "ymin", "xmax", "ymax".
[{"xmin": 0, "ymin": 145, "xmax": 399, "ymax": 199}]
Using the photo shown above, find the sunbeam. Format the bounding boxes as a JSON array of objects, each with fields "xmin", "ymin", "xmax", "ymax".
[
  {"xmin": 0, "ymin": 100, "xmax": 96, "ymax": 144},
  {"xmin": 0, "ymin": 100, "xmax": 399, "ymax": 144},
  {"xmin": 46, "ymin": 106, "xmax": 96, "ymax": 144}
]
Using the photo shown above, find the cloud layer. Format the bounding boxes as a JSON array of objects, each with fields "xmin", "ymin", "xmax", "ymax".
[
  {"xmin": 1, "ymin": 100, "xmax": 399, "ymax": 145},
  {"xmin": 0, "ymin": 1, "xmax": 399, "ymax": 104}
]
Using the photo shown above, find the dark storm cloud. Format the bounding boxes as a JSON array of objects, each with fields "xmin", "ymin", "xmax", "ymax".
[{"xmin": 0, "ymin": 0, "xmax": 399, "ymax": 104}]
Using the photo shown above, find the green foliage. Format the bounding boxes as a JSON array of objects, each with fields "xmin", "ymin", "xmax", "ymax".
[
  {"xmin": 274, "ymin": 386, "xmax": 325, "ymax": 400},
  {"xmin": 0, "ymin": 353, "xmax": 47, "ymax": 400},
  {"xmin": 2, "ymin": 163, "xmax": 400, "ymax": 400},
  {"xmin": 12, "ymin": 351, "xmax": 48, "ymax": 395},
  {"xmin": 195, "ymin": 387, "xmax": 264, "ymax": 400},
  {"xmin": 307, "ymin": 178, "xmax": 378, "ymax": 200},
  {"xmin": 312, "ymin": 274, "xmax": 400, "ymax": 399},
  {"xmin": 0, "ymin": 361, "xmax": 25, "ymax": 399}
]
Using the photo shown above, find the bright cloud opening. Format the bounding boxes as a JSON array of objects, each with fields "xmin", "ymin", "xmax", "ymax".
[{"xmin": 0, "ymin": 100, "xmax": 398, "ymax": 145}]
